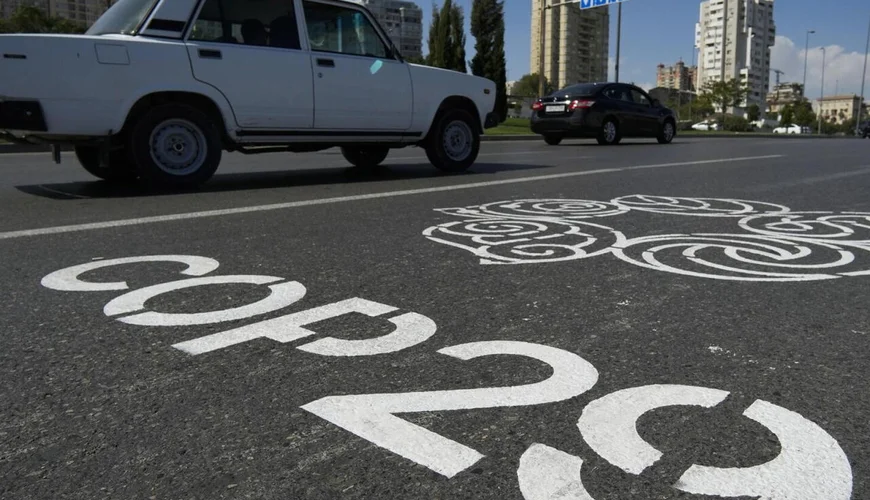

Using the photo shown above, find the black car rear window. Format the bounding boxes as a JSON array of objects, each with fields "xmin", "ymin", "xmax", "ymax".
[{"xmin": 549, "ymin": 83, "xmax": 602, "ymax": 97}]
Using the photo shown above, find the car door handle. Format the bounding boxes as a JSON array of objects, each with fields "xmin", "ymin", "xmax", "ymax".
[
  {"xmin": 316, "ymin": 58, "xmax": 335, "ymax": 68},
  {"xmin": 198, "ymin": 49, "xmax": 222, "ymax": 59}
]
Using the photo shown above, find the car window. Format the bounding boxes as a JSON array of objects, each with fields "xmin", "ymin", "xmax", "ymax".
[
  {"xmin": 302, "ymin": 1, "xmax": 389, "ymax": 58},
  {"xmin": 188, "ymin": 0, "xmax": 300, "ymax": 50},
  {"xmin": 602, "ymin": 86, "xmax": 631, "ymax": 102},
  {"xmin": 630, "ymin": 89, "xmax": 651, "ymax": 107}
]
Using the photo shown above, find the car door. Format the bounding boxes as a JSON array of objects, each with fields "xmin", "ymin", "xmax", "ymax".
[
  {"xmin": 628, "ymin": 87, "xmax": 660, "ymax": 135},
  {"xmin": 185, "ymin": 0, "xmax": 314, "ymax": 130},
  {"xmin": 600, "ymin": 85, "xmax": 639, "ymax": 136},
  {"xmin": 301, "ymin": 0, "xmax": 413, "ymax": 131}
]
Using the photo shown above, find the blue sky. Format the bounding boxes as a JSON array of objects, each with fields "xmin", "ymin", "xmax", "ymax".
[{"xmin": 409, "ymin": 0, "xmax": 870, "ymax": 96}]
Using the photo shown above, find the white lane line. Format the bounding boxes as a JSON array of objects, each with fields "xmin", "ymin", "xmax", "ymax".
[
  {"xmin": 37, "ymin": 185, "xmax": 91, "ymax": 199},
  {"xmin": 743, "ymin": 165, "xmax": 870, "ymax": 192},
  {"xmin": 0, "ymin": 154, "xmax": 783, "ymax": 240}
]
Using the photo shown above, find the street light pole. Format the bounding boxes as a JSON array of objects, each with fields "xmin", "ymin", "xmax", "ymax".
[
  {"xmin": 818, "ymin": 46, "xmax": 826, "ymax": 135},
  {"xmin": 615, "ymin": 2, "xmax": 622, "ymax": 82},
  {"xmin": 802, "ymin": 30, "xmax": 815, "ymax": 97},
  {"xmin": 857, "ymin": 14, "xmax": 869, "ymax": 136},
  {"xmin": 537, "ymin": 0, "xmax": 548, "ymax": 97}
]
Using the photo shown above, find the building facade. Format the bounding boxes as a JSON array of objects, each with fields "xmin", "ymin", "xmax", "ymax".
[
  {"xmin": 766, "ymin": 82, "xmax": 803, "ymax": 114},
  {"xmin": 530, "ymin": 0, "xmax": 609, "ymax": 91},
  {"xmin": 350, "ymin": 0, "xmax": 423, "ymax": 60},
  {"xmin": 813, "ymin": 95, "xmax": 865, "ymax": 124},
  {"xmin": 2, "ymin": 0, "xmax": 111, "ymax": 25},
  {"xmin": 695, "ymin": 0, "xmax": 776, "ymax": 111},
  {"xmin": 656, "ymin": 60, "xmax": 697, "ymax": 91}
]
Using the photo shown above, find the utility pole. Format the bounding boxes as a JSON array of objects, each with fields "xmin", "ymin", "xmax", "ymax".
[
  {"xmin": 615, "ymin": 2, "xmax": 622, "ymax": 82},
  {"xmin": 818, "ymin": 46, "xmax": 826, "ymax": 135},
  {"xmin": 857, "ymin": 13, "xmax": 869, "ymax": 136},
  {"xmin": 537, "ymin": 0, "xmax": 548, "ymax": 97},
  {"xmin": 802, "ymin": 30, "xmax": 815, "ymax": 98},
  {"xmin": 720, "ymin": 0, "xmax": 728, "ymax": 82}
]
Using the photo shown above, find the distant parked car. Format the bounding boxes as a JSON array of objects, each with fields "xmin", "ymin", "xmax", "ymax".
[
  {"xmin": 772, "ymin": 124, "xmax": 811, "ymax": 134},
  {"xmin": 529, "ymin": 82, "xmax": 678, "ymax": 145},
  {"xmin": 691, "ymin": 120, "xmax": 720, "ymax": 131},
  {"xmin": 857, "ymin": 121, "xmax": 870, "ymax": 138}
]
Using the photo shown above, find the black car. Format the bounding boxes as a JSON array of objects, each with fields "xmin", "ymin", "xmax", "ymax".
[
  {"xmin": 530, "ymin": 82, "xmax": 678, "ymax": 145},
  {"xmin": 858, "ymin": 121, "xmax": 870, "ymax": 138}
]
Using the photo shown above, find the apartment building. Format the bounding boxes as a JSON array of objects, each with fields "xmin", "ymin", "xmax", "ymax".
[
  {"xmin": 530, "ymin": 0, "xmax": 609, "ymax": 91},
  {"xmin": 813, "ymin": 95, "xmax": 865, "ymax": 124},
  {"xmin": 350, "ymin": 0, "xmax": 423, "ymax": 60},
  {"xmin": 766, "ymin": 82, "xmax": 803, "ymax": 114},
  {"xmin": 695, "ymin": 0, "xmax": 776, "ymax": 111},
  {"xmin": 2, "ymin": 0, "xmax": 111, "ymax": 25},
  {"xmin": 656, "ymin": 60, "xmax": 697, "ymax": 91}
]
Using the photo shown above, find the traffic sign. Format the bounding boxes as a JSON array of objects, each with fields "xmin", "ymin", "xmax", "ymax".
[{"xmin": 577, "ymin": 0, "xmax": 626, "ymax": 8}]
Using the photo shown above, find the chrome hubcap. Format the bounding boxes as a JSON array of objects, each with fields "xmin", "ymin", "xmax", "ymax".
[
  {"xmin": 149, "ymin": 119, "xmax": 207, "ymax": 176},
  {"xmin": 604, "ymin": 122, "xmax": 617, "ymax": 142},
  {"xmin": 443, "ymin": 120, "xmax": 473, "ymax": 161},
  {"xmin": 664, "ymin": 123, "xmax": 674, "ymax": 141}
]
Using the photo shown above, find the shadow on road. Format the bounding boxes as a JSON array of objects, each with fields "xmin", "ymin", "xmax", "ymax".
[{"xmin": 15, "ymin": 162, "xmax": 551, "ymax": 200}]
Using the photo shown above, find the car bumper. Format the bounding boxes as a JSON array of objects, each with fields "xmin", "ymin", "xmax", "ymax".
[
  {"xmin": 530, "ymin": 111, "xmax": 597, "ymax": 136},
  {"xmin": 0, "ymin": 99, "xmax": 48, "ymax": 132},
  {"xmin": 484, "ymin": 112, "xmax": 499, "ymax": 129}
]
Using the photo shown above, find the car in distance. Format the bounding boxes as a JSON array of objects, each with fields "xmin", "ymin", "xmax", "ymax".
[
  {"xmin": 691, "ymin": 120, "xmax": 721, "ymax": 131},
  {"xmin": 530, "ymin": 82, "xmax": 678, "ymax": 146},
  {"xmin": 857, "ymin": 121, "xmax": 869, "ymax": 138},
  {"xmin": 0, "ymin": 0, "xmax": 498, "ymax": 189},
  {"xmin": 772, "ymin": 124, "xmax": 812, "ymax": 134}
]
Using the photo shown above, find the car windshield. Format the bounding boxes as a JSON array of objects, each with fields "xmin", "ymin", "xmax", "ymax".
[
  {"xmin": 85, "ymin": 0, "xmax": 159, "ymax": 36},
  {"xmin": 549, "ymin": 83, "xmax": 601, "ymax": 97}
]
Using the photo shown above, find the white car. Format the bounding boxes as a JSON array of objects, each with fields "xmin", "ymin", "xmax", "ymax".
[
  {"xmin": 772, "ymin": 124, "xmax": 811, "ymax": 134},
  {"xmin": 691, "ymin": 120, "xmax": 720, "ymax": 131},
  {"xmin": 0, "ymin": 0, "xmax": 498, "ymax": 188}
]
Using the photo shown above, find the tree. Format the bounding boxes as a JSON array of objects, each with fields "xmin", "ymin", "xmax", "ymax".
[
  {"xmin": 512, "ymin": 73, "xmax": 553, "ymax": 97},
  {"xmin": 779, "ymin": 105, "xmax": 795, "ymax": 126},
  {"xmin": 470, "ymin": 0, "xmax": 507, "ymax": 122},
  {"xmin": 0, "ymin": 6, "xmax": 86, "ymax": 34},
  {"xmin": 747, "ymin": 103, "xmax": 760, "ymax": 122},
  {"xmin": 701, "ymin": 78, "xmax": 748, "ymax": 125},
  {"xmin": 426, "ymin": 0, "xmax": 466, "ymax": 73},
  {"xmin": 405, "ymin": 55, "xmax": 427, "ymax": 65},
  {"xmin": 792, "ymin": 100, "xmax": 816, "ymax": 127}
]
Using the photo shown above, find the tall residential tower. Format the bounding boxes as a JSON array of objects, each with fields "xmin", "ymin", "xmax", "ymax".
[
  {"xmin": 530, "ymin": 0, "xmax": 609, "ymax": 91},
  {"xmin": 695, "ymin": 0, "xmax": 776, "ymax": 110}
]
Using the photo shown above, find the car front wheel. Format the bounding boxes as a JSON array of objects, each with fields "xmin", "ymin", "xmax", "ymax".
[
  {"xmin": 340, "ymin": 146, "xmax": 390, "ymax": 168},
  {"xmin": 657, "ymin": 120, "xmax": 676, "ymax": 144},
  {"xmin": 74, "ymin": 145, "xmax": 136, "ymax": 182},
  {"xmin": 425, "ymin": 108, "xmax": 481, "ymax": 173},
  {"xmin": 128, "ymin": 103, "xmax": 222, "ymax": 189}
]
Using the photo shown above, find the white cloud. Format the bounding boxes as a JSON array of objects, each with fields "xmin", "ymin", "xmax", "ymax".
[{"xmin": 771, "ymin": 35, "xmax": 870, "ymax": 99}]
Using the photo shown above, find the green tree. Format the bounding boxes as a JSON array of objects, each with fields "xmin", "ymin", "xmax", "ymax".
[
  {"xmin": 746, "ymin": 103, "xmax": 760, "ymax": 122},
  {"xmin": 0, "ymin": 6, "xmax": 86, "ymax": 33},
  {"xmin": 792, "ymin": 100, "xmax": 816, "ymax": 127},
  {"xmin": 449, "ymin": 2, "xmax": 467, "ymax": 73},
  {"xmin": 512, "ymin": 73, "xmax": 552, "ymax": 97},
  {"xmin": 779, "ymin": 105, "xmax": 795, "ymax": 126},
  {"xmin": 701, "ymin": 78, "xmax": 748, "ymax": 125},
  {"xmin": 470, "ymin": 0, "xmax": 507, "ymax": 122},
  {"xmin": 405, "ymin": 55, "xmax": 427, "ymax": 65},
  {"xmin": 426, "ymin": 0, "xmax": 466, "ymax": 73}
]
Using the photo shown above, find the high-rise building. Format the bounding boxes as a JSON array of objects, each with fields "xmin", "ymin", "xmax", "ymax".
[
  {"xmin": 695, "ymin": 0, "xmax": 776, "ymax": 111},
  {"xmin": 656, "ymin": 60, "xmax": 697, "ymax": 91},
  {"xmin": 350, "ymin": 0, "xmax": 423, "ymax": 60},
  {"xmin": 530, "ymin": 1, "xmax": 609, "ymax": 91},
  {"xmin": 2, "ymin": 0, "xmax": 112, "ymax": 26}
]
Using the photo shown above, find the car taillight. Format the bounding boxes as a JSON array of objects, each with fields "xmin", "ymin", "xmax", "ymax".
[
  {"xmin": 531, "ymin": 101, "xmax": 543, "ymax": 111},
  {"xmin": 569, "ymin": 100, "xmax": 594, "ymax": 110}
]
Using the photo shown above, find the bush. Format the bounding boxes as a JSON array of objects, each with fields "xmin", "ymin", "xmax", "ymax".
[{"xmin": 722, "ymin": 115, "xmax": 752, "ymax": 132}]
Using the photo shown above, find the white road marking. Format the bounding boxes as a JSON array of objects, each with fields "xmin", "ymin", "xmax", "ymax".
[
  {"xmin": 0, "ymin": 155, "xmax": 784, "ymax": 240},
  {"xmin": 301, "ymin": 340, "xmax": 600, "ymax": 478},
  {"xmin": 517, "ymin": 444, "xmax": 596, "ymax": 500},
  {"xmin": 674, "ymin": 399, "xmax": 854, "ymax": 499},
  {"xmin": 40, "ymin": 255, "xmax": 221, "ymax": 292},
  {"xmin": 103, "ymin": 275, "xmax": 307, "ymax": 326},
  {"xmin": 296, "ymin": 311, "xmax": 437, "ymax": 357},
  {"xmin": 577, "ymin": 384, "xmax": 730, "ymax": 474}
]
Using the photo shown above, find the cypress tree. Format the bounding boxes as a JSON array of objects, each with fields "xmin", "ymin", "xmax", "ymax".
[{"xmin": 470, "ymin": 0, "xmax": 507, "ymax": 120}]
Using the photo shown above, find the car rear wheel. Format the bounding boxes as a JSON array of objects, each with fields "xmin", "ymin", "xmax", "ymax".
[
  {"xmin": 544, "ymin": 134, "xmax": 563, "ymax": 146},
  {"xmin": 596, "ymin": 118, "xmax": 620, "ymax": 145},
  {"xmin": 425, "ymin": 108, "xmax": 480, "ymax": 173},
  {"xmin": 128, "ymin": 103, "xmax": 222, "ymax": 189},
  {"xmin": 341, "ymin": 146, "xmax": 390, "ymax": 168},
  {"xmin": 74, "ymin": 145, "xmax": 136, "ymax": 182},
  {"xmin": 657, "ymin": 120, "xmax": 676, "ymax": 144}
]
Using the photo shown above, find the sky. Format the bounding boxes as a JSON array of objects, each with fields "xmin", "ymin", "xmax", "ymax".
[{"xmin": 408, "ymin": 0, "xmax": 870, "ymax": 100}]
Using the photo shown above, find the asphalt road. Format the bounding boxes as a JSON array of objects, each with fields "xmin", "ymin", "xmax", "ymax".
[{"xmin": 1, "ymin": 136, "xmax": 868, "ymax": 500}]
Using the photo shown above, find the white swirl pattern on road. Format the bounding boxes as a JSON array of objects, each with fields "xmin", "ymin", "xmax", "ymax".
[{"xmin": 423, "ymin": 196, "xmax": 870, "ymax": 281}]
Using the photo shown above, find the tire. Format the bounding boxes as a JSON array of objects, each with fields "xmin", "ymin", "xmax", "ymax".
[
  {"xmin": 424, "ymin": 108, "xmax": 480, "ymax": 173},
  {"xmin": 596, "ymin": 118, "xmax": 620, "ymax": 145},
  {"xmin": 74, "ymin": 145, "xmax": 136, "ymax": 182},
  {"xmin": 340, "ymin": 146, "xmax": 390, "ymax": 168},
  {"xmin": 127, "ymin": 103, "xmax": 222, "ymax": 189},
  {"xmin": 657, "ymin": 119, "xmax": 676, "ymax": 144},
  {"xmin": 544, "ymin": 134, "xmax": 563, "ymax": 146}
]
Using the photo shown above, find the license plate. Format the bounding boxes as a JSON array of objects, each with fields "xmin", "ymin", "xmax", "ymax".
[{"xmin": 545, "ymin": 105, "xmax": 565, "ymax": 113}]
